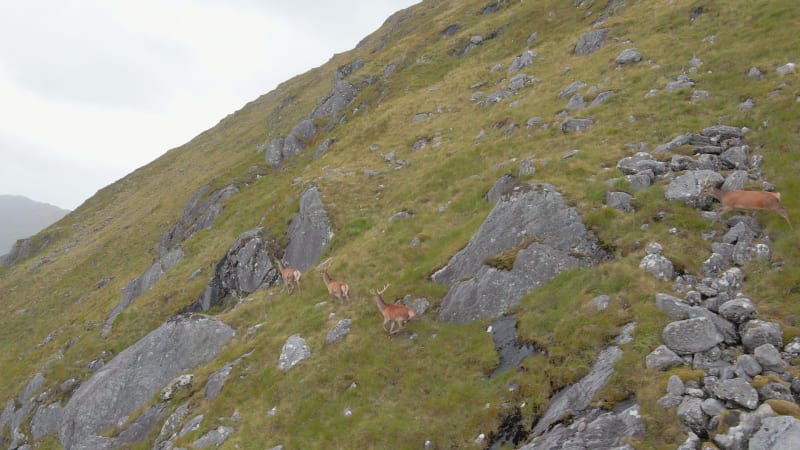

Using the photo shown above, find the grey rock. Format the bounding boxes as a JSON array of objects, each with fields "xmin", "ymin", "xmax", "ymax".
[
  {"xmin": 662, "ymin": 317, "xmax": 723, "ymax": 355},
  {"xmin": 677, "ymin": 432, "xmax": 701, "ymax": 450},
  {"xmin": 646, "ymin": 345, "xmax": 685, "ymax": 370},
  {"xmin": 702, "ymin": 253, "xmax": 728, "ymax": 277},
  {"xmin": 676, "ymin": 397, "xmax": 707, "ymax": 436},
  {"xmin": 740, "ymin": 320, "xmax": 784, "ymax": 353},
  {"xmin": 714, "ymin": 377, "xmax": 759, "ymax": 409},
  {"xmin": 626, "ymin": 173, "xmax": 653, "ymax": 191},
  {"xmin": 519, "ymin": 158, "xmax": 536, "ymax": 177},
  {"xmin": 484, "ymin": 89, "xmax": 513, "ymax": 105},
  {"xmin": 749, "ymin": 416, "xmax": 800, "ymax": 450},
  {"xmin": 531, "ymin": 346, "xmax": 622, "ymax": 436},
  {"xmin": 205, "ymin": 364, "xmax": 233, "ymax": 401},
  {"xmin": 748, "ymin": 67, "xmax": 764, "ymax": 80},
  {"xmin": 720, "ymin": 146, "xmax": 750, "ymax": 170},
  {"xmin": 434, "ymin": 182, "xmax": 607, "ymax": 323},
  {"xmin": 592, "ymin": 294, "xmax": 612, "ymax": 311},
  {"xmin": 639, "ymin": 254, "xmax": 674, "ymax": 281},
  {"xmin": 574, "ymin": 29, "xmax": 609, "ymax": 55},
  {"xmin": 667, "ymin": 375, "xmax": 685, "ymax": 396},
  {"xmin": 508, "ymin": 50, "xmax": 536, "ymax": 72},
  {"xmin": 560, "ymin": 117, "xmax": 594, "ymax": 133},
  {"xmin": 567, "ymin": 94, "xmax": 586, "ymax": 109},
  {"xmin": 666, "ymin": 74, "xmax": 696, "ymax": 91},
  {"xmin": 278, "ymin": 334, "xmax": 311, "ymax": 372},
  {"xmin": 31, "ymin": 402, "xmax": 63, "ymax": 439},
  {"xmin": 758, "ymin": 382, "xmax": 794, "ymax": 402},
  {"xmin": 718, "ymin": 297, "xmax": 758, "ymax": 324},
  {"xmin": 59, "ymin": 315, "xmax": 235, "ymax": 450},
  {"xmin": 284, "ymin": 185, "xmax": 333, "ymax": 272},
  {"xmin": 785, "ymin": 337, "xmax": 800, "ymax": 354},
  {"xmin": 615, "ymin": 48, "xmax": 642, "ymax": 65},
  {"xmin": 558, "ymin": 81, "xmax": 587, "ymax": 98},
  {"xmin": 670, "ymin": 154, "xmax": 700, "ymax": 171},
  {"xmin": 526, "ymin": 117, "xmax": 543, "ymax": 128},
  {"xmin": 655, "ymin": 293, "xmax": 691, "ymax": 318},
  {"xmin": 187, "ymin": 227, "xmax": 278, "ymax": 312},
  {"xmin": 589, "ymin": 90, "xmax": 614, "ymax": 107},
  {"xmin": 713, "ymin": 404, "xmax": 775, "ymax": 450},
  {"xmin": 701, "ymin": 398, "xmax": 725, "ymax": 416},
  {"xmin": 310, "ymin": 61, "xmax": 361, "ymax": 120},
  {"xmin": 192, "ymin": 426, "xmax": 234, "ymax": 449},
  {"xmin": 665, "ymin": 170, "xmax": 724, "ymax": 206},
  {"xmin": 508, "ymin": 73, "xmax": 533, "ymax": 91},
  {"xmin": 605, "ymin": 191, "xmax": 634, "ymax": 212},
  {"xmin": 156, "ymin": 401, "xmax": 191, "ymax": 444},
  {"xmin": 484, "ymin": 174, "xmax": 524, "ymax": 203},
  {"xmin": 736, "ymin": 354, "xmax": 763, "ymax": 378},
  {"xmin": 313, "ymin": 138, "xmax": 335, "ymax": 159},
  {"xmin": 658, "ymin": 393, "xmax": 683, "ymax": 408},
  {"xmin": 653, "ymin": 133, "xmax": 693, "ymax": 153},
  {"xmin": 326, "ymin": 319, "xmax": 353, "ymax": 345},
  {"xmin": 776, "ymin": 62, "xmax": 796, "ymax": 75},
  {"xmin": 753, "ymin": 344, "xmax": 787, "ymax": 372},
  {"xmin": 179, "ymin": 414, "xmax": 204, "ymax": 438},
  {"xmin": 617, "ymin": 152, "xmax": 667, "ymax": 175}
]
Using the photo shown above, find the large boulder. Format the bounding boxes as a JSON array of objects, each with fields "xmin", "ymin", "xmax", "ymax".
[
  {"xmin": 284, "ymin": 185, "xmax": 333, "ymax": 272},
  {"xmin": 433, "ymin": 182, "xmax": 607, "ymax": 324},
  {"xmin": 59, "ymin": 315, "xmax": 235, "ymax": 450},
  {"xmin": 574, "ymin": 29, "xmax": 610, "ymax": 55},
  {"xmin": 662, "ymin": 317, "xmax": 724, "ymax": 355},
  {"xmin": 186, "ymin": 227, "xmax": 279, "ymax": 312},
  {"xmin": 750, "ymin": 416, "xmax": 800, "ymax": 450}
]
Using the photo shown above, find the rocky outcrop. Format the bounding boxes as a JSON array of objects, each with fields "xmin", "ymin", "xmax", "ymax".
[
  {"xmin": 59, "ymin": 315, "xmax": 235, "ymax": 449},
  {"xmin": 433, "ymin": 179, "xmax": 608, "ymax": 324},
  {"xmin": 283, "ymin": 185, "xmax": 333, "ymax": 272},
  {"xmin": 628, "ymin": 125, "xmax": 800, "ymax": 447},
  {"xmin": 520, "ymin": 322, "xmax": 643, "ymax": 448},
  {"xmin": 185, "ymin": 227, "xmax": 279, "ymax": 312},
  {"xmin": 102, "ymin": 185, "xmax": 238, "ymax": 336}
]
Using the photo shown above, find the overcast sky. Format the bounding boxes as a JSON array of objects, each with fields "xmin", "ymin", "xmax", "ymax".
[{"xmin": 0, "ymin": 0, "xmax": 419, "ymax": 210}]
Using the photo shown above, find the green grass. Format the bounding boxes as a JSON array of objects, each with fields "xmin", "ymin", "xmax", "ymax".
[{"xmin": 2, "ymin": 0, "xmax": 800, "ymax": 448}]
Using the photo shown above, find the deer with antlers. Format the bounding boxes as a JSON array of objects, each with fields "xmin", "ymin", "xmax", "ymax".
[
  {"xmin": 275, "ymin": 259, "xmax": 302, "ymax": 294},
  {"xmin": 700, "ymin": 181, "xmax": 792, "ymax": 228},
  {"xmin": 371, "ymin": 284, "xmax": 416, "ymax": 335}
]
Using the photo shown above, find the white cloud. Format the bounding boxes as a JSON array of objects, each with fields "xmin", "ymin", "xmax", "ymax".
[{"xmin": 0, "ymin": 0, "xmax": 419, "ymax": 209}]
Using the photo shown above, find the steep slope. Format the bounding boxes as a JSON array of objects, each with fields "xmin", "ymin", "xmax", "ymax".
[
  {"xmin": 0, "ymin": 195, "xmax": 69, "ymax": 255},
  {"xmin": 1, "ymin": 0, "xmax": 800, "ymax": 448}
]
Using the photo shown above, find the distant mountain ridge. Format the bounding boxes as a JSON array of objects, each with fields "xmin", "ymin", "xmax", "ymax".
[{"xmin": 0, "ymin": 194, "xmax": 69, "ymax": 255}]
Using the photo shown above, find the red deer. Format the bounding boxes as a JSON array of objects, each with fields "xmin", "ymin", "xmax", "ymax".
[
  {"xmin": 371, "ymin": 284, "xmax": 416, "ymax": 335},
  {"xmin": 701, "ymin": 182, "xmax": 792, "ymax": 228},
  {"xmin": 322, "ymin": 269, "xmax": 350, "ymax": 302},
  {"xmin": 275, "ymin": 259, "xmax": 302, "ymax": 294}
]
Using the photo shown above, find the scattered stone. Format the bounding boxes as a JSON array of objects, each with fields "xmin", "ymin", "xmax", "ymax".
[
  {"xmin": 646, "ymin": 345, "xmax": 685, "ymax": 370},
  {"xmin": 615, "ymin": 48, "xmax": 642, "ymax": 65},
  {"xmin": 278, "ymin": 334, "xmax": 311, "ymax": 372}
]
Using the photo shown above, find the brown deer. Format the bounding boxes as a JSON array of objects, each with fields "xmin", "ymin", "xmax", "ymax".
[
  {"xmin": 322, "ymin": 269, "xmax": 350, "ymax": 302},
  {"xmin": 371, "ymin": 284, "xmax": 416, "ymax": 335},
  {"xmin": 700, "ymin": 182, "xmax": 792, "ymax": 228},
  {"xmin": 275, "ymin": 259, "xmax": 302, "ymax": 294}
]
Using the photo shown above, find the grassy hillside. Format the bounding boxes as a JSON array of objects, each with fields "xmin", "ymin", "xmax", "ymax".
[{"xmin": 2, "ymin": 0, "xmax": 799, "ymax": 448}]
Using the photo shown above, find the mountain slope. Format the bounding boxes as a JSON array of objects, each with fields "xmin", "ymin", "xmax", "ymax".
[
  {"xmin": 1, "ymin": 0, "xmax": 800, "ymax": 448},
  {"xmin": 0, "ymin": 195, "xmax": 69, "ymax": 255}
]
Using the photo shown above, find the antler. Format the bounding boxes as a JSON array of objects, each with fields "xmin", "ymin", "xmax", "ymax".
[
  {"xmin": 371, "ymin": 283, "xmax": 390, "ymax": 295},
  {"xmin": 316, "ymin": 257, "xmax": 333, "ymax": 271}
]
